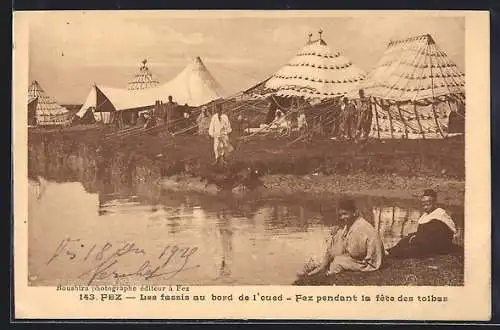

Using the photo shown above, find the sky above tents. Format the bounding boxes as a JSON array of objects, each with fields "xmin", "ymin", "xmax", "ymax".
[{"xmin": 28, "ymin": 11, "xmax": 464, "ymax": 104}]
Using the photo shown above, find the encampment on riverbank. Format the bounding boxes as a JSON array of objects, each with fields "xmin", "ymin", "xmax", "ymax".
[{"xmin": 28, "ymin": 129, "xmax": 465, "ymax": 201}]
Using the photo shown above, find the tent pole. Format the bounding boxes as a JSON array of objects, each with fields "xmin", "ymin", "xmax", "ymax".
[
  {"xmin": 373, "ymin": 98, "xmax": 381, "ymax": 139},
  {"xmin": 386, "ymin": 101, "xmax": 394, "ymax": 139},
  {"xmin": 396, "ymin": 102, "xmax": 409, "ymax": 139},
  {"xmin": 427, "ymin": 40, "xmax": 445, "ymax": 139},
  {"xmin": 413, "ymin": 101, "xmax": 426, "ymax": 139},
  {"xmin": 431, "ymin": 100, "xmax": 446, "ymax": 138},
  {"xmin": 446, "ymin": 97, "xmax": 454, "ymax": 133},
  {"xmin": 446, "ymin": 97, "xmax": 454, "ymax": 113}
]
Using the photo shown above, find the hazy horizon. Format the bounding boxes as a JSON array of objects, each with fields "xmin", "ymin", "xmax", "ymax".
[{"xmin": 27, "ymin": 11, "xmax": 465, "ymax": 105}]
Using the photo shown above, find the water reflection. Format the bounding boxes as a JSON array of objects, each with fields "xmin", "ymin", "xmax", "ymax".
[{"xmin": 27, "ymin": 137, "xmax": 464, "ymax": 285}]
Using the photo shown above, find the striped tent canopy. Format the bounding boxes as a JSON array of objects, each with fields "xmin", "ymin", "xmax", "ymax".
[
  {"xmin": 360, "ymin": 34, "xmax": 465, "ymax": 139},
  {"xmin": 239, "ymin": 77, "xmax": 273, "ymax": 100},
  {"xmin": 28, "ymin": 80, "xmax": 71, "ymax": 126},
  {"xmin": 265, "ymin": 31, "xmax": 366, "ymax": 100},
  {"xmin": 361, "ymin": 34, "xmax": 465, "ymax": 104},
  {"xmin": 127, "ymin": 59, "xmax": 160, "ymax": 91}
]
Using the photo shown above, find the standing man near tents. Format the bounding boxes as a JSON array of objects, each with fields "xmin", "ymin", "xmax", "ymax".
[
  {"xmin": 209, "ymin": 103, "xmax": 233, "ymax": 165},
  {"xmin": 356, "ymin": 89, "xmax": 373, "ymax": 140},
  {"xmin": 163, "ymin": 95, "xmax": 178, "ymax": 133},
  {"xmin": 340, "ymin": 97, "xmax": 357, "ymax": 140},
  {"xmin": 329, "ymin": 98, "xmax": 342, "ymax": 139}
]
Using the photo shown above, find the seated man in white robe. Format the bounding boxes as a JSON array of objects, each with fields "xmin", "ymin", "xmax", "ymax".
[
  {"xmin": 387, "ymin": 189, "xmax": 458, "ymax": 258},
  {"xmin": 298, "ymin": 198, "xmax": 385, "ymax": 278},
  {"xmin": 271, "ymin": 109, "xmax": 290, "ymax": 135}
]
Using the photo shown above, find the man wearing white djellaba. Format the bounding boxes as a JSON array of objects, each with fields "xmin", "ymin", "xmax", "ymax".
[{"xmin": 208, "ymin": 103, "xmax": 233, "ymax": 164}]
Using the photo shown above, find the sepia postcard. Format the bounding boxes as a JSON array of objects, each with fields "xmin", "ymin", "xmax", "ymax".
[{"xmin": 13, "ymin": 10, "xmax": 491, "ymax": 320}]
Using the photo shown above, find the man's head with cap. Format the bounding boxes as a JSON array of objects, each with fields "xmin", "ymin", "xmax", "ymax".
[
  {"xmin": 421, "ymin": 189, "xmax": 438, "ymax": 213},
  {"xmin": 216, "ymin": 103, "xmax": 223, "ymax": 114},
  {"xmin": 338, "ymin": 198, "xmax": 358, "ymax": 224}
]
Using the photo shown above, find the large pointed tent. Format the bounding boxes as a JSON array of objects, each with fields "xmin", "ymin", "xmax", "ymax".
[
  {"xmin": 166, "ymin": 56, "xmax": 225, "ymax": 105},
  {"xmin": 28, "ymin": 80, "xmax": 71, "ymax": 126},
  {"xmin": 264, "ymin": 31, "xmax": 366, "ymax": 100},
  {"xmin": 76, "ymin": 56, "xmax": 226, "ymax": 123},
  {"xmin": 127, "ymin": 59, "xmax": 160, "ymax": 91},
  {"xmin": 360, "ymin": 34, "xmax": 465, "ymax": 139}
]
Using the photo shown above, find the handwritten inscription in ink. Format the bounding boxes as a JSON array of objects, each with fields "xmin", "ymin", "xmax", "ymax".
[{"xmin": 46, "ymin": 237, "xmax": 200, "ymax": 285}]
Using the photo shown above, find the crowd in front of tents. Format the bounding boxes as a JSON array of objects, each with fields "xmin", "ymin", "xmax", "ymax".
[
  {"xmin": 256, "ymin": 90, "xmax": 374, "ymax": 142},
  {"xmin": 126, "ymin": 88, "xmax": 375, "ymax": 144}
]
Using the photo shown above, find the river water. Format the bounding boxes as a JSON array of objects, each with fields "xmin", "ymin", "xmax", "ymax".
[{"xmin": 27, "ymin": 138, "xmax": 464, "ymax": 286}]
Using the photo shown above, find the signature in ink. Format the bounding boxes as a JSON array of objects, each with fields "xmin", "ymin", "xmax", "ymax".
[{"xmin": 46, "ymin": 238, "xmax": 200, "ymax": 285}]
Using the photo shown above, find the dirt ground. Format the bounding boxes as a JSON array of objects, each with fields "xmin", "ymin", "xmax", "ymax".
[
  {"xmin": 262, "ymin": 174, "xmax": 464, "ymax": 206},
  {"xmin": 115, "ymin": 131, "xmax": 465, "ymax": 178}
]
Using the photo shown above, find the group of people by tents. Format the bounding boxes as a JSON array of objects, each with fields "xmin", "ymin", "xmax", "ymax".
[
  {"xmin": 260, "ymin": 89, "xmax": 373, "ymax": 141},
  {"xmin": 141, "ymin": 95, "xmax": 233, "ymax": 165},
  {"xmin": 137, "ymin": 95, "xmax": 196, "ymax": 132},
  {"xmin": 318, "ymin": 90, "xmax": 373, "ymax": 141}
]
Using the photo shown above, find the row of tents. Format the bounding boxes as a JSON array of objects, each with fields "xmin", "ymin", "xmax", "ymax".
[{"xmin": 27, "ymin": 32, "xmax": 465, "ymax": 139}]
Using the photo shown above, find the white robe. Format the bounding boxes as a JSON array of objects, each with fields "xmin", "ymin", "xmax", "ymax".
[
  {"xmin": 209, "ymin": 114, "xmax": 232, "ymax": 160},
  {"xmin": 326, "ymin": 217, "xmax": 385, "ymax": 274},
  {"xmin": 297, "ymin": 113, "xmax": 307, "ymax": 129},
  {"xmin": 417, "ymin": 207, "xmax": 457, "ymax": 234}
]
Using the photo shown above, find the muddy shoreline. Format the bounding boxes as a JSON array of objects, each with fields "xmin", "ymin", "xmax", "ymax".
[
  {"xmin": 262, "ymin": 173, "xmax": 464, "ymax": 206},
  {"xmin": 159, "ymin": 173, "xmax": 465, "ymax": 206},
  {"xmin": 28, "ymin": 131, "xmax": 465, "ymax": 206}
]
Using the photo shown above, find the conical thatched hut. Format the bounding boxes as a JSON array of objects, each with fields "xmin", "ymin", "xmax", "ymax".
[
  {"xmin": 265, "ymin": 31, "xmax": 366, "ymax": 100},
  {"xmin": 127, "ymin": 59, "xmax": 160, "ymax": 91},
  {"xmin": 360, "ymin": 34, "xmax": 465, "ymax": 139},
  {"xmin": 28, "ymin": 80, "xmax": 72, "ymax": 126}
]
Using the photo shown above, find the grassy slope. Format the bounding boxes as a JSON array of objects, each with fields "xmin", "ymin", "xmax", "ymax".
[
  {"xmin": 29, "ymin": 127, "xmax": 465, "ymax": 177},
  {"xmin": 293, "ymin": 251, "xmax": 464, "ymax": 286}
]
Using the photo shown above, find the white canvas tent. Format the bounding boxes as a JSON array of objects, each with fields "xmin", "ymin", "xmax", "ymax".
[{"xmin": 76, "ymin": 56, "xmax": 226, "ymax": 123}]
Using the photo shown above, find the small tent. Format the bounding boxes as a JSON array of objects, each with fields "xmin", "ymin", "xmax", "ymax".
[
  {"xmin": 127, "ymin": 59, "xmax": 160, "ymax": 91},
  {"xmin": 360, "ymin": 34, "xmax": 465, "ymax": 139},
  {"xmin": 265, "ymin": 31, "xmax": 365, "ymax": 100},
  {"xmin": 27, "ymin": 96, "xmax": 38, "ymax": 126},
  {"xmin": 76, "ymin": 56, "xmax": 225, "ymax": 123},
  {"xmin": 28, "ymin": 80, "xmax": 72, "ymax": 126}
]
